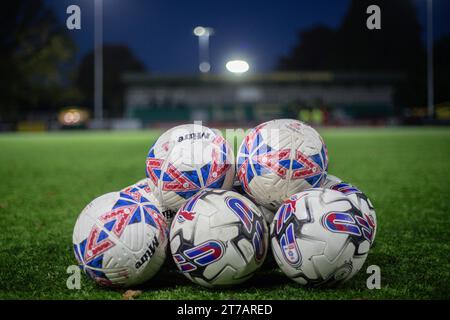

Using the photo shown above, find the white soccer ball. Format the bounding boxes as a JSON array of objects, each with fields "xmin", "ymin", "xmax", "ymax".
[
  {"xmin": 169, "ymin": 189, "xmax": 269, "ymax": 288},
  {"xmin": 271, "ymin": 188, "xmax": 375, "ymax": 286},
  {"xmin": 122, "ymin": 179, "xmax": 177, "ymax": 223},
  {"xmin": 237, "ymin": 119, "xmax": 328, "ymax": 211},
  {"xmin": 72, "ymin": 191, "xmax": 168, "ymax": 287},
  {"xmin": 146, "ymin": 124, "xmax": 235, "ymax": 211},
  {"xmin": 322, "ymin": 175, "xmax": 377, "ymax": 244}
]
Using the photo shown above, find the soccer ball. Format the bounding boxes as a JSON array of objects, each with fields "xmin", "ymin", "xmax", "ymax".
[
  {"xmin": 169, "ymin": 189, "xmax": 269, "ymax": 288},
  {"xmin": 72, "ymin": 191, "xmax": 168, "ymax": 287},
  {"xmin": 237, "ymin": 119, "xmax": 328, "ymax": 211},
  {"xmin": 271, "ymin": 188, "xmax": 375, "ymax": 286},
  {"xmin": 322, "ymin": 175, "xmax": 377, "ymax": 244},
  {"xmin": 146, "ymin": 124, "xmax": 235, "ymax": 211},
  {"xmin": 122, "ymin": 179, "xmax": 176, "ymax": 223}
]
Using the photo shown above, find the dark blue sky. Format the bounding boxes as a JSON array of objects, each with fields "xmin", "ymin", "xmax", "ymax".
[{"xmin": 46, "ymin": 0, "xmax": 450, "ymax": 74}]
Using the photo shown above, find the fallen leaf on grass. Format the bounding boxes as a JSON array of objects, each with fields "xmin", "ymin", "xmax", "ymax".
[{"xmin": 122, "ymin": 290, "xmax": 142, "ymax": 300}]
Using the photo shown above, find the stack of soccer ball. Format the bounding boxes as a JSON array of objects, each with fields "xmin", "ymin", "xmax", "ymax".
[{"xmin": 72, "ymin": 119, "xmax": 377, "ymax": 288}]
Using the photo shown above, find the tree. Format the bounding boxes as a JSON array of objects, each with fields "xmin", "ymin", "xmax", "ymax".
[
  {"xmin": 336, "ymin": 0, "xmax": 425, "ymax": 109},
  {"xmin": 434, "ymin": 35, "xmax": 450, "ymax": 105},
  {"xmin": 0, "ymin": 0, "xmax": 79, "ymax": 121},
  {"xmin": 76, "ymin": 45, "xmax": 146, "ymax": 118},
  {"xmin": 278, "ymin": 0, "xmax": 426, "ymax": 109},
  {"xmin": 335, "ymin": 0, "xmax": 423, "ymax": 72},
  {"xmin": 278, "ymin": 26, "xmax": 336, "ymax": 71}
]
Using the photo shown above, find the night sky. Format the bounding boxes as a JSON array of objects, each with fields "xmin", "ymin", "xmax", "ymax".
[{"xmin": 46, "ymin": 0, "xmax": 450, "ymax": 74}]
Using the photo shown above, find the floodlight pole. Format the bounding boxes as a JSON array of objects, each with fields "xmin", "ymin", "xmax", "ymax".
[
  {"xmin": 94, "ymin": 0, "xmax": 104, "ymax": 122},
  {"xmin": 427, "ymin": 0, "xmax": 434, "ymax": 119},
  {"xmin": 199, "ymin": 34, "xmax": 210, "ymax": 72},
  {"xmin": 194, "ymin": 27, "xmax": 213, "ymax": 73}
]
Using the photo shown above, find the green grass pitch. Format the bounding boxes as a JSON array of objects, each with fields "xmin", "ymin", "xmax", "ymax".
[{"xmin": 0, "ymin": 127, "xmax": 449, "ymax": 299}]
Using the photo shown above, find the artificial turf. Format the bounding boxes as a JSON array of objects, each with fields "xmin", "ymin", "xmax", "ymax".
[{"xmin": 0, "ymin": 127, "xmax": 449, "ymax": 299}]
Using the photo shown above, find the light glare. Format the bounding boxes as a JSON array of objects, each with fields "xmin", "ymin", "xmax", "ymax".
[
  {"xmin": 226, "ymin": 60, "xmax": 250, "ymax": 74},
  {"xmin": 193, "ymin": 26, "xmax": 206, "ymax": 36},
  {"xmin": 199, "ymin": 62, "xmax": 211, "ymax": 73}
]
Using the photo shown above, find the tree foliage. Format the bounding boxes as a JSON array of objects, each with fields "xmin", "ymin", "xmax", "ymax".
[
  {"xmin": 0, "ymin": 0, "xmax": 79, "ymax": 121},
  {"xmin": 434, "ymin": 35, "xmax": 450, "ymax": 105},
  {"xmin": 76, "ymin": 45, "xmax": 146, "ymax": 118},
  {"xmin": 278, "ymin": 0, "xmax": 427, "ymax": 108}
]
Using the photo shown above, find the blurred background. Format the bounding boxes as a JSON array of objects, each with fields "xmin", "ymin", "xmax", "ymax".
[{"xmin": 1, "ymin": 0, "xmax": 450, "ymax": 132}]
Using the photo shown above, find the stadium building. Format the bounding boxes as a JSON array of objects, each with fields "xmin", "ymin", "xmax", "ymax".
[{"xmin": 123, "ymin": 71, "xmax": 401, "ymax": 127}]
